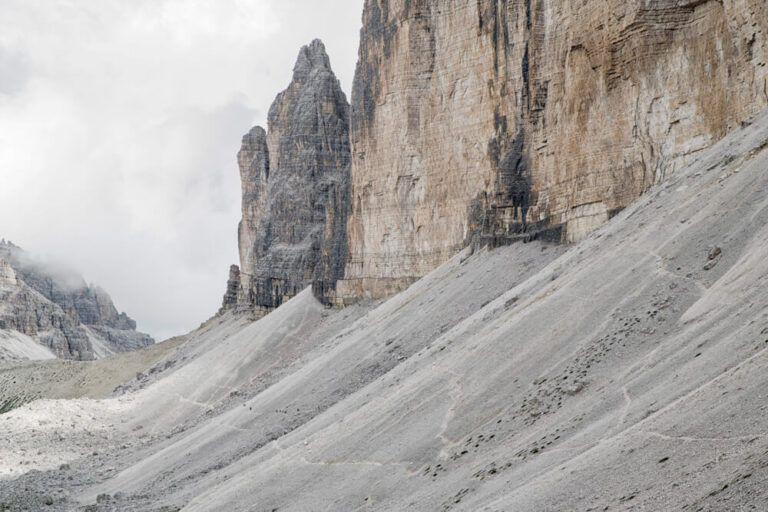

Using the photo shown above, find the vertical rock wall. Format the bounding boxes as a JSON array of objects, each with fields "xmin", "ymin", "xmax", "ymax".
[{"xmin": 332, "ymin": 0, "xmax": 768, "ymax": 304}]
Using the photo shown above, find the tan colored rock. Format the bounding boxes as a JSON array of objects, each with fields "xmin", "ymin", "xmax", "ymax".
[{"xmin": 334, "ymin": 0, "xmax": 768, "ymax": 304}]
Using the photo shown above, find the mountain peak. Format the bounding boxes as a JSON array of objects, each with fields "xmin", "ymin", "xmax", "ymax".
[{"xmin": 292, "ymin": 39, "xmax": 332, "ymax": 81}]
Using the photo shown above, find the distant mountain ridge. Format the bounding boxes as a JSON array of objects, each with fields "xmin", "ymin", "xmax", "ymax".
[{"xmin": 0, "ymin": 240, "xmax": 153, "ymax": 361}]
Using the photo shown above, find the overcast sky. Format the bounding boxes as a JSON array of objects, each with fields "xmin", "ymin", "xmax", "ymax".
[{"xmin": 0, "ymin": 0, "xmax": 363, "ymax": 340}]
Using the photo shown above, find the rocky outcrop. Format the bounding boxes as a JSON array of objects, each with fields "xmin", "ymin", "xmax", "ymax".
[
  {"xmin": 220, "ymin": 265, "xmax": 241, "ymax": 312},
  {"xmin": 0, "ymin": 240, "xmax": 153, "ymax": 360},
  {"xmin": 0, "ymin": 258, "xmax": 16, "ymax": 287},
  {"xmin": 229, "ymin": 39, "xmax": 351, "ymax": 314},
  {"xmin": 331, "ymin": 0, "xmax": 768, "ymax": 304}
]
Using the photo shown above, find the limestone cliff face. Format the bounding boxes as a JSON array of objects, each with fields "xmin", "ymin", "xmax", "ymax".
[
  {"xmin": 232, "ymin": 40, "xmax": 351, "ymax": 314},
  {"xmin": 333, "ymin": 0, "xmax": 768, "ymax": 303},
  {"xmin": 0, "ymin": 241, "xmax": 153, "ymax": 360}
]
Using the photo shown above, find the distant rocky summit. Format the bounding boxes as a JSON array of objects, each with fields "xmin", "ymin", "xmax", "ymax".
[
  {"xmin": 0, "ymin": 240, "xmax": 153, "ymax": 360},
  {"xmin": 224, "ymin": 39, "xmax": 351, "ymax": 315}
]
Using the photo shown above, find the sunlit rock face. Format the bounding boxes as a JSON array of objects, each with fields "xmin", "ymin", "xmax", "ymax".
[
  {"xmin": 0, "ymin": 240, "xmax": 153, "ymax": 360},
  {"xmin": 332, "ymin": 0, "xmax": 768, "ymax": 304},
  {"xmin": 232, "ymin": 39, "xmax": 351, "ymax": 314}
]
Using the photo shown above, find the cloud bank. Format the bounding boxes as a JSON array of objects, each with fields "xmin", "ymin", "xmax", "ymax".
[{"xmin": 0, "ymin": 0, "xmax": 363, "ymax": 340}]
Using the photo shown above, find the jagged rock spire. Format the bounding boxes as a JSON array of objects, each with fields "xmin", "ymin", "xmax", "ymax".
[
  {"xmin": 292, "ymin": 39, "xmax": 333, "ymax": 81},
  {"xmin": 227, "ymin": 40, "xmax": 350, "ymax": 315}
]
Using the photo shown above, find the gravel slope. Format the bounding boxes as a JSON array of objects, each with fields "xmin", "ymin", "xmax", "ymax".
[{"xmin": 1, "ymin": 109, "xmax": 767, "ymax": 511}]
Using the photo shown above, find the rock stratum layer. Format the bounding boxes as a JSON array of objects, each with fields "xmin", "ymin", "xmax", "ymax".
[
  {"xmin": 230, "ymin": 39, "xmax": 350, "ymax": 314},
  {"xmin": 0, "ymin": 241, "xmax": 153, "ymax": 361},
  {"xmin": 333, "ymin": 0, "xmax": 768, "ymax": 303}
]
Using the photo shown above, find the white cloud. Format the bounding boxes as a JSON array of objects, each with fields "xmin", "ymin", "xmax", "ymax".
[{"xmin": 0, "ymin": 0, "xmax": 363, "ymax": 340}]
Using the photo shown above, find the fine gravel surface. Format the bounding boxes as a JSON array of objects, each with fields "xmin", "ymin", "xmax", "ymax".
[{"xmin": 1, "ymin": 108, "xmax": 768, "ymax": 511}]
